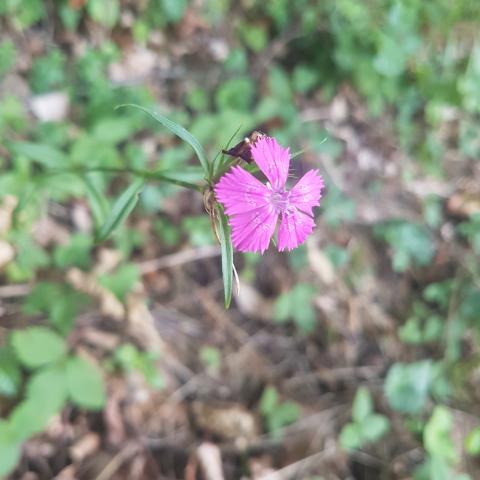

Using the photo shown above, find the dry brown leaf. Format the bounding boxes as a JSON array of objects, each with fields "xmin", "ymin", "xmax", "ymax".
[{"xmin": 191, "ymin": 401, "xmax": 259, "ymax": 445}]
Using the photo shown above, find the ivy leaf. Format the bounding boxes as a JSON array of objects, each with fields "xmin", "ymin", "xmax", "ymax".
[
  {"xmin": 66, "ymin": 356, "xmax": 106, "ymax": 410},
  {"xmin": 96, "ymin": 178, "xmax": 144, "ymax": 243},
  {"xmin": 11, "ymin": 327, "xmax": 66, "ymax": 369}
]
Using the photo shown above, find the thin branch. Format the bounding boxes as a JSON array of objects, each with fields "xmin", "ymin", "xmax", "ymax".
[{"xmin": 138, "ymin": 245, "xmax": 221, "ymax": 274}]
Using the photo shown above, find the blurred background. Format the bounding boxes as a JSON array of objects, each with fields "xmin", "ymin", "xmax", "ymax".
[{"xmin": 1, "ymin": 0, "xmax": 480, "ymax": 479}]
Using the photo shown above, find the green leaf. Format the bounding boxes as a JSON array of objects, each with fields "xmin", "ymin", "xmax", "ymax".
[
  {"xmin": 360, "ymin": 414, "xmax": 390, "ymax": 443},
  {"xmin": 9, "ymin": 399, "xmax": 52, "ymax": 442},
  {"xmin": 424, "ymin": 406, "xmax": 457, "ymax": 463},
  {"xmin": 92, "ymin": 117, "xmax": 138, "ymax": 144},
  {"xmin": 0, "ymin": 348, "xmax": 21, "ymax": 397},
  {"xmin": 0, "ymin": 422, "xmax": 21, "ymax": 477},
  {"xmin": 260, "ymin": 386, "xmax": 279, "ymax": 415},
  {"xmin": 83, "ymin": 174, "xmax": 109, "ymax": 228},
  {"xmin": 268, "ymin": 401, "xmax": 300, "ymax": 434},
  {"xmin": 66, "ymin": 356, "xmax": 105, "ymax": 410},
  {"xmin": 53, "ymin": 233, "xmax": 92, "ymax": 270},
  {"xmin": 10, "ymin": 141, "xmax": 67, "ymax": 168},
  {"xmin": 352, "ymin": 387, "xmax": 373, "ymax": 423},
  {"xmin": 87, "ymin": 0, "xmax": 120, "ymax": 28},
  {"xmin": 96, "ymin": 178, "xmax": 144, "ymax": 243},
  {"xmin": 465, "ymin": 427, "xmax": 480, "ymax": 456},
  {"xmin": 11, "ymin": 327, "xmax": 66, "ymax": 369},
  {"xmin": 182, "ymin": 216, "xmax": 215, "ymax": 246},
  {"xmin": 26, "ymin": 365, "xmax": 67, "ymax": 415},
  {"xmin": 384, "ymin": 361, "xmax": 432, "ymax": 414},
  {"xmin": 216, "ymin": 210, "xmax": 233, "ymax": 308},
  {"xmin": 116, "ymin": 104, "xmax": 210, "ymax": 179},
  {"xmin": 23, "ymin": 282, "xmax": 87, "ymax": 335},
  {"xmin": 273, "ymin": 284, "xmax": 317, "ymax": 333},
  {"xmin": 98, "ymin": 263, "xmax": 139, "ymax": 300},
  {"xmin": 161, "ymin": 0, "xmax": 188, "ymax": 23},
  {"xmin": 200, "ymin": 346, "xmax": 221, "ymax": 370},
  {"xmin": 340, "ymin": 423, "xmax": 363, "ymax": 450},
  {"xmin": 215, "ymin": 77, "xmax": 255, "ymax": 112}
]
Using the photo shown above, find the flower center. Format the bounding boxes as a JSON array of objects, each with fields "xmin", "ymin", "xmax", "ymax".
[{"xmin": 270, "ymin": 189, "xmax": 290, "ymax": 213}]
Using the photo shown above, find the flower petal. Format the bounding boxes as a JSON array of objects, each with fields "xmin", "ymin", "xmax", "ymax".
[
  {"xmin": 289, "ymin": 169, "xmax": 324, "ymax": 215},
  {"xmin": 214, "ymin": 166, "xmax": 270, "ymax": 215},
  {"xmin": 251, "ymin": 136, "xmax": 290, "ymax": 190},
  {"xmin": 230, "ymin": 205, "xmax": 278, "ymax": 254},
  {"xmin": 277, "ymin": 208, "xmax": 315, "ymax": 252}
]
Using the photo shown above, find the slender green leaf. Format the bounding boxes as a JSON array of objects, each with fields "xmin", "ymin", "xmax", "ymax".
[
  {"xmin": 96, "ymin": 178, "xmax": 144, "ymax": 243},
  {"xmin": 10, "ymin": 142, "xmax": 67, "ymax": 168},
  {"xmin": 116, "ymin": 104, "xmax": 211, "ymax": 179},
  {"xmin": 216, "ymin": 209, "xmax": 233, "ymax": 308},
  {"xmin": 212, "ymin": 123, "xmax": 243, "ymax": 176},
  {"xmin": 148, "ymin": 172, "xmax": 201, "ymax": 191},
  {"xmin": 83, "ymin": 174, "xmax": 109, "ymax": 228}
]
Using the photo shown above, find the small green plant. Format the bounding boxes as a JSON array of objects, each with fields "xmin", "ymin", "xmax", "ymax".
[
  {"xmin": 339, "ymin": 386, "xmax": 389, "ymax": 450},
  {"xmin": 111, "ymin": 343, "xmax": 164, "ymax": 390},
  {"xmin": 465, "ymin": 426, "xmax": 480, "ymax": 456},
  {"xmin": 0, "ymin": 326, "xmax": 105, "ymax": 477},
  {"xmin": 398, "ymin": 301, "xmax": 442, "ymax": 345},
  {"xmin": 274, "ymin": 283, "xmax": 317, "ymax": 333},
  {"xmin": 199, "ymin": 346, "xmax": 222, "ymax": 372},
  {"xmin": 384, "ymin": 360, "xmax": 433, "ymax": 414},
  {"xmin": 259, "ymin": 386, "xmax": 300, "ymax": 437},
  {"xmin": 374, "ymin": 221, "xmax": 436, "ymax": 272},
  {"xmin": 458, "ymin": 213, "xmax": 480, "ymax": 254},
  {"xmin": 415, "ymin": 406, "xmax": 469, "ymax": 480}
]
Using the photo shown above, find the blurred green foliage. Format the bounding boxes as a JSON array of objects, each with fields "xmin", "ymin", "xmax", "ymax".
[
  {"xmin": 1, "ymin": 0, "xmax": 480, "ymax": 477},
  {"xmin": 340, "ymin": 387, "xmax": 389, "ymax": 450},
  {"xmin": 260, "ymin": 385, "xmax": 300, "ymax": 437}
]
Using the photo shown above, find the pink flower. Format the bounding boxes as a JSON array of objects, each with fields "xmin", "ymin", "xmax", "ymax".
[{"xmin": 214, "ymin": 136, "xmax": 324, "ymax": 253}]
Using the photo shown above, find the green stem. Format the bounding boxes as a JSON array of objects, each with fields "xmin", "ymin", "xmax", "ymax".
[{"xmin": 45, "ymin": 166, "xmax": 204, "ymax": 192}]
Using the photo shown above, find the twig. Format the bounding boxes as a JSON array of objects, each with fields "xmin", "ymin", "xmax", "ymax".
[
  {"xmin": 138, "ymin": 245, "xmax": 221, "ymax": 274},
  {"xmin": 94, "ymin": 443, "xmax": 138, "ymax": 480},
  {"xmin": 0, "ymin": 284, "xmax": 32, "ymax": 298},
  {"xmin": 258, "ymin": 446, "xmax": 337, "ymax": 480}
]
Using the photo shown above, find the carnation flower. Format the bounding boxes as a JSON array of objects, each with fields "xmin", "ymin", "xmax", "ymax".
[{"xmin": 214, "ymin": 136, "xmax": 324, "ymax": 253}]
